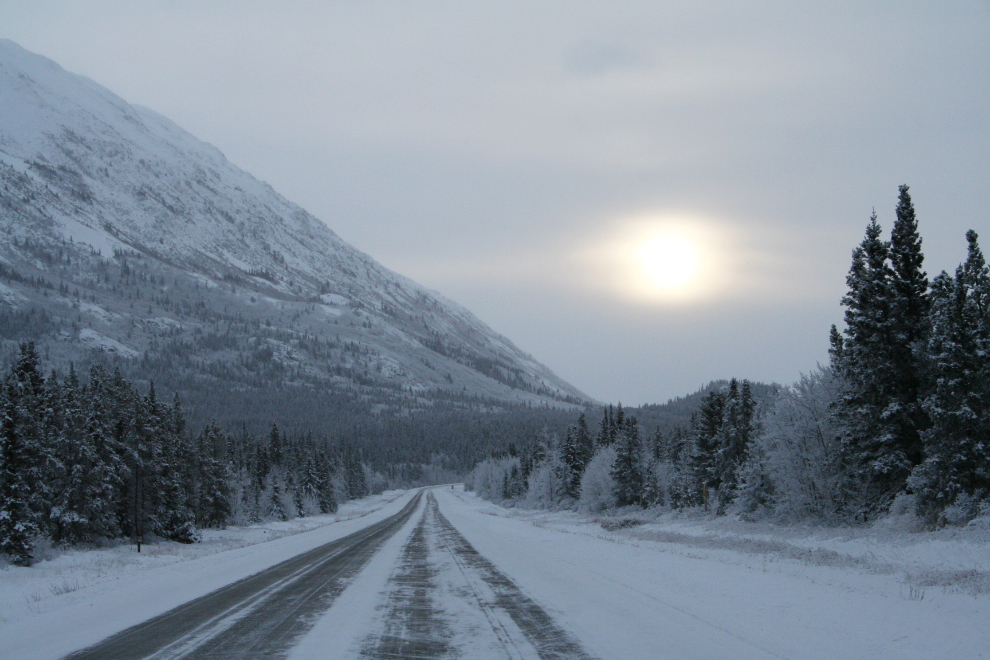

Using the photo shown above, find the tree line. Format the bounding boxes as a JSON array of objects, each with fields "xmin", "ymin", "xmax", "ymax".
[
  {"xmin": 472, "ymin": 186, "xmax": 990, "ymax": 526},
  {"xmin": 0, "ymin": 342, "xmax": 372, "ymax": 566},
  {"xmin": 470, "ymin": 379, "xmax": 758, "ymax": 514}
]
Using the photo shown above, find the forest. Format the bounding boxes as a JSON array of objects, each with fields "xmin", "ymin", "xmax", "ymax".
[
  {"xmin": 470, "ymin": 187, "xmax": 990, "ymax": 527},
  {"xmin": 0, "ymin": 342, "xmax": 380, "ymax": 565}
]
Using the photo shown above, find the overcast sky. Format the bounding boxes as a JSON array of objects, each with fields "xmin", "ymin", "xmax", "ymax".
[{"xmin": 2, "ymin": 2, "xmax": 988, "ymax": 404}]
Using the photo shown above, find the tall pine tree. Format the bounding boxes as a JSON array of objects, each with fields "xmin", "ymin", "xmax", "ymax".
[
  {"xmin": 888, "ymin": 185, "xmax": 931, "ymax": 466},
  {"xmin": 909, "ymin": 231, "xmax": 990, "ymax": 518},
  {"xmin": 0, "ymin": 343, "xmax": 42, "ymax": 564},
  {"xmin": 834, "ymin": 211, "xmax": 908, "ymax": 514}
]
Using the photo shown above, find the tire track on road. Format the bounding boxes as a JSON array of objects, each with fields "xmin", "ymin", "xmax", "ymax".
[
  {"xmin": 360, "ymin": 501, "xmax": 453, "ymax": 659},
  {"xmin": 362, "ymin": 492, "xmax": 597, "ymax": 660},
  {"xmin": 431, "ymin": 494, "xmax": 597, "ymax": 660},
  {"xmin": 63, "ymin": 492, "xmax": 423, "ymax": 660}
]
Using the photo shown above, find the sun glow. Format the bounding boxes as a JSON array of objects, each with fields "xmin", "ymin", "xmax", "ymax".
[
  {"xmin": 636, "ymin": 233, "xmax": 700, "ymax": 292},
  {"xmin": 572, "ymin": 214, "xmax": 728, "ymax": 304}
]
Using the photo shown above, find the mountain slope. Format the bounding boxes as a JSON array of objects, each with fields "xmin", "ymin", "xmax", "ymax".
[{"xmin": 0, "ymin": 39, "xmax": 590, "ymax": 429}]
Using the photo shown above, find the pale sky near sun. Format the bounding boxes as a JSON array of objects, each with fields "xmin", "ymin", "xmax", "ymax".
[{"xmin": 1, "ymin": 1, "xmax": 988, "ymax": 404}]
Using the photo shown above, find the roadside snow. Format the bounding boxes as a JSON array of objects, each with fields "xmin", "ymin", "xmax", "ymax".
[
  {"xmin": 0, "ymin": 489, "xmax": 412, "ymax": 660},
  {"xmin": 439, "ymin": 487, "xmax": 990, "ymax": 659},
  {"xmin": 468, "ymin": 496, "xmax": 990, "ymax": 596}
]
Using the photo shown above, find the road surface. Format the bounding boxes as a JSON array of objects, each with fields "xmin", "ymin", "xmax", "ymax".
[
  {"xmin": 52, "ymin": 486, "xmax": 988, "ymax": 660},
  {"xmin": 62, "ymin": 490, "xmax": 598, "ymax": 660}
]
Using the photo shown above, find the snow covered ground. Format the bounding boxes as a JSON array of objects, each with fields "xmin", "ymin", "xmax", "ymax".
[
  {"xmin": 430, "ymin": 488, "xmax": 990, "ymax": 659},
  {"xmin": 3, "ymin": 485, "xmax": 988, "ymax": 659},
  {"xmin": 0, "ymin": 489, "xmax": 412, "ymax": 660}
]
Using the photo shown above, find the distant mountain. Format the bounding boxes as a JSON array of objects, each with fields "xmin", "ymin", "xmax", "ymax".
[{"xmin": 0, "ymin": 40, "xmax": 590, "ymax": 432}]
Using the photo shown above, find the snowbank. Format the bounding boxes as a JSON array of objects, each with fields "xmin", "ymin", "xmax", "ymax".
[{"xmin": 0, "ymin": 489, "xmax": 412, "ymax": 660}]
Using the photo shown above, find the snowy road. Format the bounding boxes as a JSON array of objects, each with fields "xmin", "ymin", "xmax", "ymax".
[
  {"xmin": 64, "ymin": 492, "xmax": 425, "ymax": 659},
  {"xmin": 8, "ymin": 485, "xmax": 984, "ymax": 659},
  {"xmin": 57, "ymin": 490, "xmax": 598, "ymax": 660}
]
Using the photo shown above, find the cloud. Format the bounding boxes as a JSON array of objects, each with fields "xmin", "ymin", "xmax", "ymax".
[{"xmin": 563, "ymin": 40, "xmax": 649, "ymax": 76}]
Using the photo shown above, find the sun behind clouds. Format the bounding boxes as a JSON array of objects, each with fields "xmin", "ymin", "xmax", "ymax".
[
  {"xmin": 572, "ymin": 213, "xmax": 769, "ymax": 305},
  {"xmin": 636, "ymin": 232, "xmax": 700, "ymax": 293}
]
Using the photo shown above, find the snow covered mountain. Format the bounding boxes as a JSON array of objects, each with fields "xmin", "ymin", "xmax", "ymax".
[{"xmin": 0, "ymin": 40, "xmax": 589, "ymax": 426}]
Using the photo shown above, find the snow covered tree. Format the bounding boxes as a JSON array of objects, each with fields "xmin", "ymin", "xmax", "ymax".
[
  {"xmin": 345, "ymin": 447, "xmax": 367, "ymax": 500},
  {"xmin": 596, "ymin": 405, "xmax": 623, "ymax": 448},
  {"xmin": 714, "ymin": 380, "xmax": 757, "ymax": 512},
  {"xmin": 737, "ymin": 368, "xmax": 851, "ymax": 521},
  {"xmin": 611, "ymin": 416, "xmax": 643, "ymax": 507},
  {"xmin": 575, "ymin": 413, "xmax": 594, "ymax": 468},
  {"xmin": 887, "ymin": 185, "xmax": 931, "ymax": 467},
  {"xmin": 909, "ymin": 231, "xmax": 990, "ymax": 520},
  {"xmin": 833, "ymin": 211, "xmax": 913, "ymax": 515},
  {"xmin": 560, "ymin": 426, "xmax": 584, "ymax": 499},
  {"xmin": 525, "ymin": 431, "xmax": 569, "ymax": 508},
  {"xmin": 691, "ymin": 388, "xmax": 726, "ymax": 507},
  {"xmin": 268, "ymin": 422, "xmax": 283, "ymax": 467},
  {"xmin": 316, "ymin": 451, "xmax": 338, "ymax": 514},
  {"xmin": 0, "ymin": 360, "xmax": 39, "ymax": 565},
  {"xmin": 578, "ymin": 445, "xmax": 618, "ymax": 512},
  {"xmin": 195, "ymin": 422, "xmax": 232, "ymax": 528}
]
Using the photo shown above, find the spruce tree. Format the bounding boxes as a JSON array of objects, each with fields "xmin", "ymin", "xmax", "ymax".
[
  {"xmin": 596, "ymin": 406, "xmax": 613, "ymax": 448},
  {"xmin": 195, "ymin": 422, "xmax": 232, "ymax": 528},
  {"xmin": 714, "ymin": 379, "xmax": 756, "ymax": 512},
  {"xmin": 692, "ymin": 388, "xmax": 726, "ymax": 506},
  {"xmin": 268, "ymin": 470, "xmax": 288, "ymax": 521},
  {"xmin": 909, "ymin": 231, "xmax": 990, "ymax": 518},
  {"xmin": 888, "ymin": 185, "xmax": 931, "ymax": 466},
  {"xmin": 316, "ymin": 451, "xmax": 337, "ymax": 514},
  {"xmin": 575, "ymin": 413, "xmax": 594, "ymax": 471},
  {"xmin": 560, "ymin": 427, "xmax": 583, "ymax": 499},
  {"xmin": 612, "ymin": 416, "xmax": 643, "ymax": 507},
  {"xmin": 8, "ymin": 343, "xmax": 46, "ymax": 531},
  {"xmin": 0, "ymin": 378, "xmax": 38, "ymax": 564},
  {"xmin": 834, "ymin": 211, "xmax": 907, "ymax": 513}
]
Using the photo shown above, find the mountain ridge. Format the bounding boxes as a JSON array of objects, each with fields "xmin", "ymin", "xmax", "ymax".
[{"xmin": 0, "ymin": 39, "xmax": 592, "ymax": 429}]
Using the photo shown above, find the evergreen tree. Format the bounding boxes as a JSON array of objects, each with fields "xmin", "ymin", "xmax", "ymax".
[
  {"xmin": 560, "ymin": 426, "xmax": 583, "ymax": 499},
  {"xmin": 195, "ymin": 422, "xmax": 232, "ymax": 528},
  {"xmin": 714, "ymin": 379, "xmax": 756, "ymax": 512},
  {"xmin": 268, "ymin": 423, "xmax": 283, "ymax": 467},
  {"xmin": 833, "ymin": 211, "xmax": 909, "ymax": 514},
  {"xmin": 575, "ymin": 413, "xmax": 594, "ymax": 469},
  {"xmin": 887, "ymin": 185, "xmax": 931, "ymax": 466},
  {"xmin": 316, "ymin": 451, "xmax": 337, "ymax": 514},
  {"xmin": 8, "ymin": 343, "xmax": 46, "ymax": 530},
  {"xmin": 49, "ymin": 366, "xmax": 86, "ymax": 543},
  {"xmin": 345, "ymin": 447, "xmax": 367, "ymax": 499},
  {"xmin": 0, "ymin": 364, "xmax": 39, "ymax": 564},
  {"xmin": 691, "ymin": 388, "xmax": 726, "ymax": 506},
  {"xmin": 909, "ymin": 231, "xmax": 990, "ymax": 518},
  {"xmin": 596, "ymin": 405, "xmax": 617, "ymax": 448},
  {"xmin": 267, "ymin": 470, "xmax": 288, "ymax": 521},
  {"xmin": 612, "ymin": 416, "xmax": 643, "ymax": 507}
]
